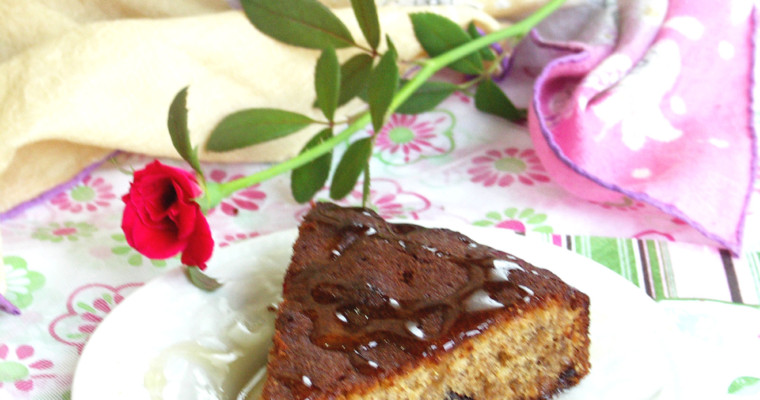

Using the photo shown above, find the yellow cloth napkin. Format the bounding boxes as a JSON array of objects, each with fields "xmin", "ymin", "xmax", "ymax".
[{"xmin": 0, "ymin": 0, "xmax": 502, "ymax": 214}]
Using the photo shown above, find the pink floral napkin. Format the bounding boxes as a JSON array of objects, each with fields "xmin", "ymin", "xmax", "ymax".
[{"xmin": 506, "ymin": 0, "xmax": 756, "ymax": 253}]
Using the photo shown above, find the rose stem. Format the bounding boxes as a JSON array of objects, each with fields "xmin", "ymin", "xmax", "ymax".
[{"xmin": 209, "ymin": 0, "xmax": 566, "ymax": 203}]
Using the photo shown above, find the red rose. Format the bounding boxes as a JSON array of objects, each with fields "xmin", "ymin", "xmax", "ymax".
[{"xmin": 121, "ymin": 160, "xmax": 214, "ymax": 269}]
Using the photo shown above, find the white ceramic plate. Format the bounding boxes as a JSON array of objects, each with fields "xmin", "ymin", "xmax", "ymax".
[{"xmin": 72, "ymin": 223, "xmax": 677, "ymax": 400}]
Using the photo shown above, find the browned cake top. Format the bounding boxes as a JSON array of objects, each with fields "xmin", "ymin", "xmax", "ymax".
[{"xmin": 263, "ymin": 203, "xmax": 585, "ymax": 399}]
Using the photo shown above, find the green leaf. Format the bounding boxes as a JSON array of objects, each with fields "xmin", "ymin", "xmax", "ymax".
[
  {"xmin": 350, "ymin": 0, "xmax": 380, "ymax": 50},
  {"xmin": 410, "ymin": 13, "xmax": 483, "ymax": 75},
  {"xmin": 361, "ymin": 162, "xmax": 371, "ymax": 207},
  {"xmin": 330, "ymin": 137, "xmax": 372, "ymax": 200},
  {"xmin": 315, "ymin": 47, "xmax": 340, "ymax": 122},
  {"xmin": 474, "ymin": 78, "xmax": 527, "ymax": 122},
  {"xmin": 467, "ymin": 22, "xmax": 496, "ymax": 61},
  {"xmin": 728, "ymin": 377, "xmax": 760, "ymax": 394},
  {"xmin": 167, "ymin": 87, "xmax": 202, "ymax": 175},
  {"xmin": 338, "ymin": 54, "xmax": 373, "ymax": 106},
  {"xmin": 291, "ymin": 128, "xmax": 333, "ymax": 203},
  {"xmin": 396, "ymin": 80, "xmax": 458, "ymax": 114},
  {"xmin": 206, "ymin": 109, "xmax": 314, "ymax": 152},
  {"xmin": 386, "ymin": 35, "xmax": 397, "ymax": 55},
  {"xmin": 185, "ymin": 266, "xmax": 223, "ymax": 292},
  {"xmin": 367, "ymin": 48, "xmax": 399, "ymax": 133},
  {"xmin": 241, "ymin": 0, "xmax": 354, "ymax": 49}
]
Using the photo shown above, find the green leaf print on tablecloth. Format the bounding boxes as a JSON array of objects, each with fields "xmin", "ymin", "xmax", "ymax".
[
  {"xmin": 110, "ymin": 234, "xmax": 168, "ymax": 267},
  {"xmin": 31, "ymin": 222, "xmax": 96, "ymax": 242},
  {"xmin": 0, "ymin": 343, "xmax": 55, "ymax": 394},
  {"xmin": 473, "ymin": 207, "xmax": 553, "ymax": 234},
  {"xmin": 729, "ymin": 376, "xmax": 760, "ymax": 394},
  {"xmin": 2, "ymin": 256, "xmax": 45, "ymax": 309}
]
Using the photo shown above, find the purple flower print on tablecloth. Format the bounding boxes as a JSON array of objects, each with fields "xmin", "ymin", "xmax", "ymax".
[
  {"xmin": 372, "ymin": 113, "xmax": 454, "ymax": 165},
  {"xmin": 303, "ymin": 178, "xmax": 431, "ymax": 221},
  {"xmin": 49, "ymin": 283, "xmax": 143, "ymax": 353},
  {"xmin": 467, "ymin": 148, "xmax": 550, "ymax": 187},
  {"xmin": 50, "ymin": 175, "xmax": 115, "ymax": 213},
  {"xmin": 206, "ymin": 170, "xmax": 267, "ymax": 216},
  {"xmin": 473, "ymin": 208, "xmax": 553, "ymax": 234},
  {"xmin": 32, "ymin": 222, "xmax": 96, "ymax": 243},
  {"xmin": 3, "ymin": 256, "xmax": 45, "ymax": 309},
  {"xmin": 0, "ymin": 344, "xmax": 55, "ymax": 394}
]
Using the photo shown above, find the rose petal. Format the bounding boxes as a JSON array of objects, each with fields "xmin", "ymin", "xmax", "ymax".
[
  {"xmin": 169, "ymin": 196, "xmax": 199, "ymax": 240},
  {"xmin": 181, "ymin": 213, "xmax": 214, "ymax": 270},
  {"xmin": 122, "ymin": 205, "xmax": 184, "ymax": 259}
]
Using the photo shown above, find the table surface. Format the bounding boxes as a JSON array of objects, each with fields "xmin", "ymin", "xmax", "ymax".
[{"xmin": 1, "ymin": 94, "xmax": 759, "ymax": 398}]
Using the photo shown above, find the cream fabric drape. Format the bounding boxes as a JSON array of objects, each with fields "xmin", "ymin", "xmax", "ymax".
[
  {"xmin": 0, "ymin": 0, "xmax": 538, "ymax": 292},
  {"xmin": 0, "ymin": 0, "xmax": 505, "ymax": 214}
]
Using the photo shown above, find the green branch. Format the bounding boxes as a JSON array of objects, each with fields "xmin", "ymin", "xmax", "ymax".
[{"xmin": 210, "ymin": 0, "xmax": 564, "ymax": 204}]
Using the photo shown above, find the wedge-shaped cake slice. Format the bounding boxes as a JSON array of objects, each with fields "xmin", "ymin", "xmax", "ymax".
[{"xmin": 262, "ymin": 203, "xmax": 590, "ymax": 399}]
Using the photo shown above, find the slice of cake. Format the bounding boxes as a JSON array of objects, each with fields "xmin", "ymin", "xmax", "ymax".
[{"xmin": 262, "ymin": 203, "xmax": 590, "ymax": 399}]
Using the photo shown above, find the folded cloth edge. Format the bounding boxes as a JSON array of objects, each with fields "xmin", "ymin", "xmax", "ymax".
[{"xmin": 529, "ymin": 7, "xmax": 758, "ymax": 255}]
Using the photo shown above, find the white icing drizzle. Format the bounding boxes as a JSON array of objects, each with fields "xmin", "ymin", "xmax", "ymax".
[
  {"xmin": 518, "ymin": 285, "xmax": 535, "ymax": 297},
  {"xmin": 464, "ymin": 289, "xmax": 505, "ymax": 312},
  {"xmin": 405, "ymin": 321, "xmax": 425, "ymax": 339},
  {"xmin": 388, "ymin": 298, "xmax": 401, "ymax": 309},
  {"xmin": 490, "ymin": 259, "xmax": 524, "ymax": 282}
]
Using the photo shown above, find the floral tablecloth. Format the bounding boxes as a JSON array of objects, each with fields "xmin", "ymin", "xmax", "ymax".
[{"xmin": 1, "ymin": 92, "xmax": 760, "ymax": 398}]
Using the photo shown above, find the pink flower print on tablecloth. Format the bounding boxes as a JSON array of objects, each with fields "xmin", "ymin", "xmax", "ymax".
[
  {"xmin": 32, "ymin": 222, "xmax": 96, "ymax": 243},
  {"xmin": 452, "ymin": 91, "xmax": 471, "ymax": 104},
  {"xmin": 633, "ymin": 230, "xmax": 676, "ymax": 242},
  {"xmin": 50, "ymin": 175, "xmax": 115, "ymax": 213},
  {"xmin": 590, "ymin": 196, "xmax": 646, "ymax": 212},
  {"xmin": 207, "ymin": 170, "xmax": 266, "ymax": 216},
  {"xmin": 49, "ymin": 283, "xmax": 143, "ymax": 353},
  {"xmin": 373, "ymin": 113, "xmax": 454, "ymax": 165},
  {"xmin": 0, "ymin": 344, "xmax": 54, "ymax": 393},
  {"xmin": 218, "ymin": 232, "xmax": 260, "ymax": 248},
  {"xmin": 473, "ymin": 208, "xmax": 553, "ymax": 234},
  {"xmin": 303, "ymin": 178, "xmax": 431, "ymax": 221},
  {"xmin": 467, "ymin": 148, "xmax": 550, "ymax": 187}
]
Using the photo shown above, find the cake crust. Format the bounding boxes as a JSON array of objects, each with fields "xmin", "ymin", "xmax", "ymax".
[{"xmin": 262, "ymin": 203, "xmax": 590, "ymax": 399}]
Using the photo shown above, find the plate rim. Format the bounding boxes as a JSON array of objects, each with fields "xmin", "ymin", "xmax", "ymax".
[{"xmin": 71, "ymin": 223, "xmax": 671, "ymax": 400}]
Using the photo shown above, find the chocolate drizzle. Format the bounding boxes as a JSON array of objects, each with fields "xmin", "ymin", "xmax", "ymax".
[{"xmin": 283, "ymin": 205, "xmax": 538, "ymax": 389}]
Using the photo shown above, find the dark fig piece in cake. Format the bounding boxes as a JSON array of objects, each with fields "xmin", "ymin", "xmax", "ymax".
[{"xmin": 262, "ymin": 203, "xmax": 590, "ymax": 399}]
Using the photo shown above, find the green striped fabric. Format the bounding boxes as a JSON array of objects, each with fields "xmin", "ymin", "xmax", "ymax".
[
  {"xmin": 535, "ymin": 233, "xmax": 759, "ymax": 305},
  {"xmin": 747, "ymin": 252, "xmax": 760, "ymax": 302}
]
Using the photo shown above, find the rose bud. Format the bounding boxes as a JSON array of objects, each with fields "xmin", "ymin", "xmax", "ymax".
[{"xmin": 121, "ymin": 160, "xmax": 214, "ymax": 269}]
